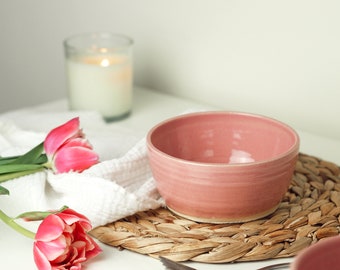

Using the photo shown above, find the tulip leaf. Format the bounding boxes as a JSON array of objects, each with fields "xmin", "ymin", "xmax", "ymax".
[
  {"xmin": 0, "ymin": 156, "xmax": 20, "ymax": 165},
  {"xmin": 0, "ymin": 164, "xmax": 43, "ymax": 174},
  {"xmin": 10, "ymin": 142, "xmax": 44, "ymax": 165},
  {"xmin": 0, "ymin": 150, "xmax": 47, "ymax": 166},
  {"xmin": 16, "ymin": 210, "xmax": 52, "ymax": 221},
  {"xmin": 16, "ymin": 205, "xmax": 69, "ymax": 221},
  {"xmin": 0, "ymin": 166, "xmax": 44, "ymax": 183},
  {"xmin": 34, "ymin": 153, "xmax": 48, "ymax": 164},
  {"xmin": 0, "ymin": 185, "xmax": 9, "ymax": 195}
]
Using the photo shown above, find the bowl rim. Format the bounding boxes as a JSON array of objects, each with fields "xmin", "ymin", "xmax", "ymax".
[{"xmin": 146, "ymin": 110, "xmax": 300, "ymax": 167}]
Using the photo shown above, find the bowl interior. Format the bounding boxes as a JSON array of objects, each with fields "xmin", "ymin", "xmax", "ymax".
[{"xmin": 150, "ymin": 112, "xmax": 298, "ymax": 164}]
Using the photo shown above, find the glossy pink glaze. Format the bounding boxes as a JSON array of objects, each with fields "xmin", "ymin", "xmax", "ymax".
[
  {"xmin": 290, "ymin": 236, "xmax": 340, "ymax": 270},
  {"xmin": 147, "ymin": 111, "xmax": 300, "ymax": 223}
]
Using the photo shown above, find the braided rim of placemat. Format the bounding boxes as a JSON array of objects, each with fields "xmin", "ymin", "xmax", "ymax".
[{"xmin": 90, "ymin": 153, "xmax": 340, "ymax": 263}]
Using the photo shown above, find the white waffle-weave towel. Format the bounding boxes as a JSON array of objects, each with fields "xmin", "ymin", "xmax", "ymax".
[{"xmin": 0, "ymin": 108, "xmax": 164, "ymax": 228}]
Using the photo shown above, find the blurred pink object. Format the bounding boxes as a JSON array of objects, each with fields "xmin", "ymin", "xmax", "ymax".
[
  {"xmin": 290, "ymin": 236, "xmax": 340, "ymax": 270},
  {"xmin": 147, "ymin": 111, "xmax": 299, "ymax": 223},
  {"xmin": 33, "ymin": 208, "xmax": 102, "ymax": 270},
  {"xmin": 44, "ymin": 117, "xmax": 99, "ymax": 173}
]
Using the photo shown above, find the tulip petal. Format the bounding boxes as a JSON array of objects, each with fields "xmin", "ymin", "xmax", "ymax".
[
  {"xmin": 44, "ymin": 117, "xmax": 81, "ymax": 156},
  {"xmin": 35, "ymin": 214, "xmax": 65, "ymax": 242},
  {"xmin": 35, "ymin": 235, "xmax": 68, "ymax": 261},
  {"xmin": 33, "ymin": 244, "xmax": 52, "ymax": 270},
  {"xmin": 63, "ymin": 138, "xmax": 93, "ymax": 150},
  {"xmin": 57, "ymin": 209, "xmax": 92, "ymax": 231},
  {"xmin": 72, "ymin": 241, "xmax": 87, "ymax": 263},
  {"xmin": 33, "ymin": 208, "xmax": 102, "ymax": 270},
  {"xmin": 53, "ymin": 146, "xmax": 99, "ymax": 173},
  {"xmin": 69, "ymin": 264, "xmax": 82, "ymax": 270},
  {"xmin": 83, "ymin": 236, "xmax": 103, "ymax": 260}
]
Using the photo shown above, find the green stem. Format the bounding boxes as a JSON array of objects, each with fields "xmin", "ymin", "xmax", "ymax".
[
  {"xmin": 0, "ymin": 209, "xmax": 35, "ymax": 239},
  {"xmin": 43, "ymin": 161, "xmax": 52, "ymax": 170}
]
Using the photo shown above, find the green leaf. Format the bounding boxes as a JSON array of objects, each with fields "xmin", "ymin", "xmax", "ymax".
[
  {"xmin": 0, "ymin": 164, "xmax": 43, "ymax": 174},
  {"xmin": 16, "ymin": 210, "xmax": 51, "ymax": 221},
  {"xmin": 11, "ymin": 142, "xmax": 44, "ymax": 164},
  {"xmin": 16, "ymin": 206, "xmax": 69, "ymax": 221},
  {"xmin": 0, "ymin": 152, "xmax": 47, "ymax": 166},
  {"xmin": 0, "ymin": 156, "xmax": 20, "ymax": 165},
  {"xmin": 34, "ymin": 153, "xmax": 48, "ymax": 164},
  {"xmin": 0, "ymin": 167, "xmax": 44, "ymax": 183},
  {"xmin": 0, "ymin": 185, "xmax": 9, "ymax": 195}
]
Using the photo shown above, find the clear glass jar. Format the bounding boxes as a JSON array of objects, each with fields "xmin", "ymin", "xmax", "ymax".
[{"xmin": 64, "ymin": 32, "xmax": 133, "ymax": 121}]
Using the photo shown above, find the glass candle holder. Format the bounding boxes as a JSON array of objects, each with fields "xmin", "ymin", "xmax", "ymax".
[{"xmin": 64, "ymin": 32, "xmax": 133, "ymax": 121}]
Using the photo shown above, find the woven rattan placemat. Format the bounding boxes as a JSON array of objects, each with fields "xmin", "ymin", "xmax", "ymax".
[{"xmin": 90, "ymin": 153, "xmax": 340, "ymax": 263}]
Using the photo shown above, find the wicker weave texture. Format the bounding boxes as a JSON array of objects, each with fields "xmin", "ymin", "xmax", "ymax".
[{"xmin": 91, "ymin": 153, "xmax": 340, "ymax": 263}]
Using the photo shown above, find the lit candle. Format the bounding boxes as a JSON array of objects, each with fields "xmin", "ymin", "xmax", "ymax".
[{"xmin": 64, "ymin": 33, "xmax": 133, "ymax": 121}]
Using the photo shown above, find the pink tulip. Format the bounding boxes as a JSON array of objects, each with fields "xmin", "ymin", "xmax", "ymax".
[
  {"xmin": 33, "ymin": 208, "xmax": 102, "ymax": 270},
  {"xmin": 44, "ymin": 117, "xmax": 99, "ymax": 173}
]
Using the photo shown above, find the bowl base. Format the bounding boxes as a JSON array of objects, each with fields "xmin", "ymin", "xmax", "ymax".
[{"xmin": 167, "ymin": 203, "xmax": 280, "ymax": 224}]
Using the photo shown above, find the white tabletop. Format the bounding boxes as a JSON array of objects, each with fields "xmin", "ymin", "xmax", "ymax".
[{"xmin": 1, "ymin": 87, "xmax": 340, "ymax": 269}]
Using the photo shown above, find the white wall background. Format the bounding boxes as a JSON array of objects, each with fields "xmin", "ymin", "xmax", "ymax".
[{"xmin": 1, "ymin": 0, "xmax": 339, "ymax": 139}]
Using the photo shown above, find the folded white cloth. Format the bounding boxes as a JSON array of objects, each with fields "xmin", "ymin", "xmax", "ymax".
[{"xmin": 0, "ymin": 108, "xmax": 164, "ymax": 228}]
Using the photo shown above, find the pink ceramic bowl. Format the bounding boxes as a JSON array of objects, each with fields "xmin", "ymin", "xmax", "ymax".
[
  {"xmin": 146, "ymin": 111, "xmax": 300, "ymax": 223},
  {"xmin": 290, "ymin": 236, "xmax": 340, "ymax": 270}
]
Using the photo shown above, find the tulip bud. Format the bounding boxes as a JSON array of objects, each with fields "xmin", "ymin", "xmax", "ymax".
[{"xmin": 44, "ymin": 117, "xmax": 99, "ymax": 173}]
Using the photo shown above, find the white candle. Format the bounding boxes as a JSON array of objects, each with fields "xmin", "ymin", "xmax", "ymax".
[
  {"xmin": 64, "ymin": 33, "xmax": 133, "ymax": 121},
  {"xmin": 66, "ymin": 55, "xmax": 132, "ymax": 119}
]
